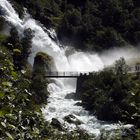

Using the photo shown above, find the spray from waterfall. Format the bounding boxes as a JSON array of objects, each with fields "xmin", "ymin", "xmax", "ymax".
[{"xmin": 1, "ymin": 0, "xmax": 140, "ymax": 73}]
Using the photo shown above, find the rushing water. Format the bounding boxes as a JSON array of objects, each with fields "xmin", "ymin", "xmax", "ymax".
[{"xmin": 1, "ymin": 0, "xmax": 138, "ymax": 138}]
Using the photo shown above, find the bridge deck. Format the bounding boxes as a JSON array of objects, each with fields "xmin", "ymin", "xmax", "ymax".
[
  {"xmin": 43, "ymin": 66, "xmax": 140, "ymax": 78},
  {"xmin": 44, "ymin": 72, "xmax": 89, "ymax": 78},
  {"xmin": 45, "ymin": 76, "xmax": 78, "ymax": 78}
]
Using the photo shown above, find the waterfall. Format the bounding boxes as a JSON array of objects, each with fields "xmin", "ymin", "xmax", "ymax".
[{"xmin": 0, "ymin": 0, "xmax": 138, "ymax": 138}]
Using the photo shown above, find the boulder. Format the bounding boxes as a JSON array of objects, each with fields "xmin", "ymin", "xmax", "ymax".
[
  {"xmin": 51, "ymin": 118, "xmax": 64, "ymax": 131},
  {"xmin": 65, "ymin": 92, "xmax": 75, "ymax": 99},
  {"xmin": 75, "ymin": 102, "xmax": 83, "ymax": 106},
  {"xmin": 33, "ymin": 52, "xmax": 54, "ymax": 75},
  {"xmin": 64, "ymin": 115, "xmax": 82, "ymax": 125}
]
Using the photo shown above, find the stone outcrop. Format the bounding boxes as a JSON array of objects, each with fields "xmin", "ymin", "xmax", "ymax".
[
  {"xmin": 33, "ymin": 52, "xmax": 54, "ymax": 75},
  {"xmin": 31, "ymin": 52, "xmax": 54, "ymax": 104}
]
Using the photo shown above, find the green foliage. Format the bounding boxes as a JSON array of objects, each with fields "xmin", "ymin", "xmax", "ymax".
[
  {"xmin": 31, "ymin": 74, "xmax": 49, "ymax": 104},
  {"xmin": 12, "ymin": 0, "xmax": 139, "ymax": 51},
  {"xmin": 13, "ymin": 48, "xmax": 21, "ymax": 54},
  {"xmin": 76, "ymin": 58, "xmax": 140, "ymax": 130},
  {"xmin": 6, "ymin": 27, "xmax": 33, "ymax": 70},
  {"xmin": 9, "ymin": 27, "xmax": 20, "ymax": 48},
  {"xmin": 114, "ymin": 57, "xmax": 129, "ymax": 75},
  {"xmin": 0, "ymin": 30, "xmax": 48, "ymax": 139},
  {"xmin": 0, "ymin": 34, "xmax": 8, "ymax": 43},
  {"xmin": 21, "ymin": 28, "xmax": 33, "ymax": 60},
  {"xmin": 11, "ymin": 0, "xmax": 140, "ymax": 51}
]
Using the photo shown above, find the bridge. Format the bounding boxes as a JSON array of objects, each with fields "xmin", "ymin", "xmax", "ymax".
[
  {"xmin": 44, "ymin": 72, "xmax": 90, "ymax": 78},
  {"xmin": 43, "ymin": 64, "xmax": 140, "ymax": 78}
]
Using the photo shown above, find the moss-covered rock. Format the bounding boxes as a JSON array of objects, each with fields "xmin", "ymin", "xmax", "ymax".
[
  {"xmin": 31, "ymin": 52, "xmax": 54, "ymax": 104},
  {"xmin": 33, "ymin": 52, "xmax": 54, "ymax": 75}
]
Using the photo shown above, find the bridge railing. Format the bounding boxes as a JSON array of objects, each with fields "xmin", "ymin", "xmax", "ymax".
[
  {"xmin": 128, "ymin": 65, "xmax": 140, "ymax": 73},
  {"xmin": 45, "ymin": 71, "xmax": 91, "ymax": 77}
]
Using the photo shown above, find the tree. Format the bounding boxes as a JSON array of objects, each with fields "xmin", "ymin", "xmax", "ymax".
[
  {"xmin": 0, "ymin": 17, "xmax": 5, "ymax": 31},
  {"xmin": 114, "ymin": 57, "xmax": 129, "ymax": 76},
  {"xmin": 8, "ymin": 27, "xmax": 22, "ymax": 50},
  {"xmin": 21, "ymin": 28, "xmax": 33, "ymax": 60}
]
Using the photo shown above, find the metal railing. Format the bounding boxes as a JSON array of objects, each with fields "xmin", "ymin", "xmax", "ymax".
[
  {"xmin": 45, "ymin": 71, "xmax": 90, "ymax": 77},
  {"xmin": 44, "ymin": 65, "xmax": 140, "ymax": 77},
  {"xmin": 128, "ymin": 65, "xmax": 140, "ymax": 73}
]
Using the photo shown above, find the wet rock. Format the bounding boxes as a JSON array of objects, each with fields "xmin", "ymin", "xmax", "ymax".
[
  {"xmin": 51, "ymin": 118, "xmax": 64, "ymax": 131},
  {"xmin": 65, "ymin": 92, "xmax": 75, "ymax": 99},
  {"xmin": 65, "ymin": 47, "xmax": 75, "ymax": 57},
  {"xmin": 33, "ymin": 52, "xmax": 54, "ymax": 75},
  {"xmin": 64, "ymin": 114, "xmax": 82, "ymax": 125},
  {"xmin": 75, "ymin": 102, "xmax": 83, "ymax": 106},
  {"xmin": 121, "ymin": 126, "xmax": 137, "ymax": 139}
]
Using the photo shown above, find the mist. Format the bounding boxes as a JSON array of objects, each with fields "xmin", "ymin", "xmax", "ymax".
[{"xmin": 100, "ymin": 46, "xmax": 140, "ymax": 67}]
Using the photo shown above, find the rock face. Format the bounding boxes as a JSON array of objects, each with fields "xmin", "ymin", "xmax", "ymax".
[
  {"xmin": 31, "ymin": 52, "xmax": 54, "ymax": 104},
  {"xmin": 33, "ymin": 52, "xmax": 54, "ymax": 75}
]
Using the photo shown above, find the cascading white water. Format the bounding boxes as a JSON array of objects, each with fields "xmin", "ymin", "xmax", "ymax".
[{"xmin": 1, "ymin": 0, "xmax": 139, "ymax": 138}]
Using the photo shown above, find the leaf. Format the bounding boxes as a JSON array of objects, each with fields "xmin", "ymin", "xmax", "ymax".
[
  {"xmin": 21, "ymin": 70, "xmax": 26, "ymax": 74},
  {"xmin": 7, "ymin": 124, "xmax": 16, "ymax": 130},
  {"xmin": 6, "ymin": 59, "xmax": 13, "ymax": 66},
  {"xmin": 13, "ymin": 49, "xmax": 21, "ymax": 54},
  {"xmin": 11, "ymin": 71, "xmax": 18, "ymax": 80},
  {"xmin": 25, "ymin": 89, "xmax": 32, "ymax": 96},
  {"xmin": 5, "ymin": 114, "xmax": 17, "ymax": 121},
  {"xmin": 9, "ymin": 65, "xmax": 14, "ymax": 71},
  {"xmin": 1, "ymin": 122, "xmax": 6, "ymax": 128},
  {"xmin": 130, "ymin": 103, "xmax": 135, "ymax": 107},
  {"xmin": 5, "ymin": 132, "xmax": 14, "ymax": 140},
  {"xmin": 33, "ymin": 127, "xmax": 39, "ymax": 134},
  {"xmin": 20, "ymin": 126, "xmax": 27, "ymax": 130},
  {"xmin": 2, "ymin": 82, "xmax": 12, "ymax": 87},
  {"xmin": 0, "ymin": 92, "xmax": 4, "ymax": 98},
  {"xmin": 0, "ymin": 107, "xmax": 11, "ymax": 115},
  {"xmin": 0, "ymin": 111, "xmax": 5, "ymax": 117}
]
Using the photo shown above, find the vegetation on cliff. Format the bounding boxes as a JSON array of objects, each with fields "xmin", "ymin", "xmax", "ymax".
[
  {"xmin": 12, "ymin": 0, "xmax": 140, "ymax": 51},
  {"xmin": 0, "ymin": 18, "xmax": 50, "ymax": 139}
]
